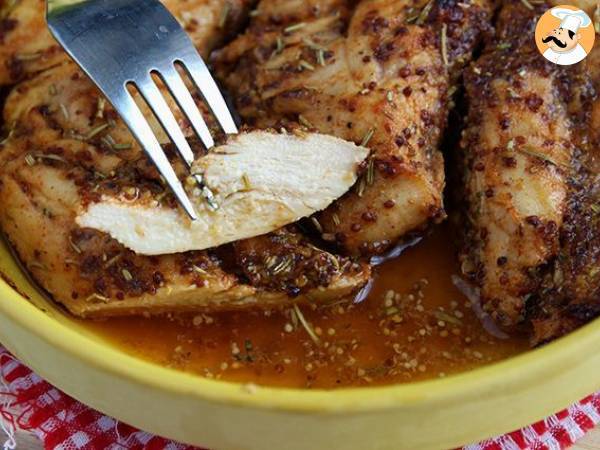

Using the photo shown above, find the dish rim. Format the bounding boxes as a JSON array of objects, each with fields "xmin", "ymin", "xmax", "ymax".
[{"xmin": 1, "ymin": 273, "xmax": 598, "ymax": 415}]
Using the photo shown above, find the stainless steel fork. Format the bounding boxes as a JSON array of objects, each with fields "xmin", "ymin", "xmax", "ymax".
[{"xmin": 47, "ymin": 0, "xmax": 238, "ymax": 220}]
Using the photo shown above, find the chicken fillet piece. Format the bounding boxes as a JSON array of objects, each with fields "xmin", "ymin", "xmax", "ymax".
[
  {"xmin": 213, "ymin": 0, "xmax": 493, "ymax": 255},
  {"xmin": 526, "ymin": 40, "xmax": 599, "ymax": 345},
  {"xmin": 459, "ymin": 0, "xmax": 578, "ymax": 327},
  {"xmin": 0, "ymin": 49, "xmax": 370, "ymax": 317}
]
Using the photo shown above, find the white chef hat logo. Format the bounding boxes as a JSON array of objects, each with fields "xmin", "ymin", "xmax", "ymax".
[
  {"xmin": 551, "ymin": 7, "xmax": 592, "ymax": 33},
  {"xmin": 536, "ymin": 5, "xmax": 595, "ymax": 66}
]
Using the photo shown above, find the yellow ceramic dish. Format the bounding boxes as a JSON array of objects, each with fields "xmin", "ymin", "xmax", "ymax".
[{"xmin": 1, "ymin": 237, "xmax": 599, "ymax": 450}]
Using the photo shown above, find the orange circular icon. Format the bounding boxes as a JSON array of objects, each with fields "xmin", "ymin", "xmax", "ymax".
[{"xmin": 535, "ymin": 4, "xmax": 595, "ymax": 66}]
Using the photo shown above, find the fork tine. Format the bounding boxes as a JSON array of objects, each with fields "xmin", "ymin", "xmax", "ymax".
[
  {"xmin": 177, "ymin": 54, "xmax": 238, "ymax": 135},
  {"xmin": 159, "ymin": 67, "xmax": 215, "ymax": 150},
  {"xmin": 110, "ymin": 88, "xmax": 198, "ymax": 220},
  {"xmin": 136, "ymin": 77, "xmax": 196, "ymax": 168}
]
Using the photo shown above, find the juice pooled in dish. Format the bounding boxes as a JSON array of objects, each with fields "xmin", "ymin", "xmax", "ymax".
[{"xmin": 88, "ymin": 226, "xmax": 528, "ymax": 389}]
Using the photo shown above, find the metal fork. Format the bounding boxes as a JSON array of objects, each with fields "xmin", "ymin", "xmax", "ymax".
[{"xmin": 47, "ymin": 0, "xmax": 238, "ymax": 220}]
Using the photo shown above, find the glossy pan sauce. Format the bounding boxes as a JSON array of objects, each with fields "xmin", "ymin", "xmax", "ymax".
[{"xmin": 86, "ymin": 226, "xmax": 528, "ymax": 389}]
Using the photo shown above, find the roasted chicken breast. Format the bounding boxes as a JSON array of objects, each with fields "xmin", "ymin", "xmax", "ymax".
[
  {"xmin": 214, "ymin": 0, "xmax": 493, "ymax": 255},
  {"xmin": 458, "ymin": 0, "xmax": 578, "ymax": 327},
  {"xmin": 526, "ymin": 39, "xmax": 600, "ymax": 345},
  {"xmin": 0, "ymin": 8, "xmax": 371, "ymax": 318}
]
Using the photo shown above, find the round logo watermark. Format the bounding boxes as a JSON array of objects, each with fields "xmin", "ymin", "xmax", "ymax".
[{"xmin": 535, "ymin": 5, "xmax": 595, "ymax": 66}]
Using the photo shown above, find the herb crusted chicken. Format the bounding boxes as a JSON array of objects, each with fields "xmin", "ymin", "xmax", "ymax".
[
  {"xmin": 458, "ymin": 0, "xmax": 600, "ymax": 341},
  {"xmin": 526, "ymin": 38, "xmax": 600, "ymax": 345},
  {"xmin": 213, "ymin": 0, "xmax": 493, "ymax": 255},
  {"xmin": 459, "ymin": 0, "xmax": 575, "ymax": 327},
  {"xmin": 0, "ymin": 2, "xmax": 371, "ymax": 318}
]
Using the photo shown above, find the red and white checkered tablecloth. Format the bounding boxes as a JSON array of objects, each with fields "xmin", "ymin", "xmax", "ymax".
[{"xmin": 0, "ymin": 346, "xmax": 599, "ymax": 450}]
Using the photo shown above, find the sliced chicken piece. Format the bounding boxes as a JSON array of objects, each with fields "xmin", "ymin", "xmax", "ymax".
[
  {"xmin": 77, "ymin": 131, "xmax": 369, "ymax": 255},
  {"xmin": 0, "ymin": 37, "xmax": 371, "ymax": 319},
  {"xmin": 458, "ymin": 1, "xmax": 576, "ymax": 327},
  {"xmin": 0, "ymin": 0, "xmax": 252, "ymax": 85},
  {"xmin": 213, "ymin": 0, "xmax": 493, "ymax": 255}
]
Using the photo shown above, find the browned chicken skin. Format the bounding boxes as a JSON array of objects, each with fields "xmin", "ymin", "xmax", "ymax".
[{"xmin": 214, "ymin": 0, "xmax": 493, "ymax": 255}]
